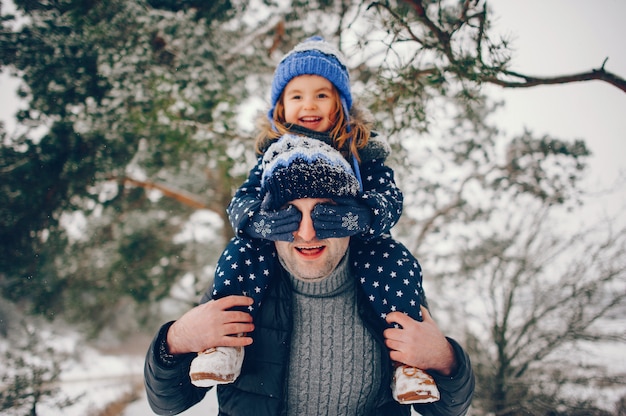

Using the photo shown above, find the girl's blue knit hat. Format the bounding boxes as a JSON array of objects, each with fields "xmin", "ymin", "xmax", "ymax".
[
  {"xmin": 267, "ymin": 36, "xmax": 352, "ymax": 124},
  {"xmin": 260, "ymin": 134, "xmax": 360, "ymax": 210}
]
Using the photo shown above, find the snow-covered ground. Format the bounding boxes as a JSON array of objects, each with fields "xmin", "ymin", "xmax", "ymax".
[
  {"xmin": 55, "ymin": 352, "xmax": 144, "ymax": 416},
  {"xmin": 0, "ymin": 329, "xmax": 217, "ymax": 416}
]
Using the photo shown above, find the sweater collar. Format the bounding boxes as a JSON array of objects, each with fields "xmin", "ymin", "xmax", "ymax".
[{"xmin": 284, "ymin": 253, "xmax": 353, "ymax": 298}]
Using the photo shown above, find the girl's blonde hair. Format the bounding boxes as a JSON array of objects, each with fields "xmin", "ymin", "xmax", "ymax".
[{"xmin": 255, "ymin": 86, "xmax": 372, "ymax": 162}]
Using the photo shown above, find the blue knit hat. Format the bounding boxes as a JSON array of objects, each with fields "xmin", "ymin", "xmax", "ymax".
[
  {"xmin": 260, "ymin": 134, "xmax": 360, "ymax": 210},
  {"xmin": 268, "ymin": 36, "xmax": 352, "ymax": 125}
]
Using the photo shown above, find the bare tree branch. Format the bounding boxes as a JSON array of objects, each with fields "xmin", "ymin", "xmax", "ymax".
[
  {"xmin": 379, "ymin": 0, "xmax": 626, "ymax": 94},
  {"xmin": 489, "ymin": 61, "xmax": 626, "ymax": 93},
  {"xmin": 110, "ymin": 176, "xmax": 210, "ymax": 210}
]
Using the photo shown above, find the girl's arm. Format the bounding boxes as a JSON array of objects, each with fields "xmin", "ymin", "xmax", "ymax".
[
  {"xmin": 227, "ymin": 156, "xmax": 301, "ymax": 241},
  {"xmin": 227, "ymin": 157, "xmax": 264, "ymax": 236},
  {"xmin": 358, "ymin": 156, "xmax": 404, "ymax": 237},
  {"xmin": 310, "ymin": 136, "xmax": 403, "ymax": 240}
]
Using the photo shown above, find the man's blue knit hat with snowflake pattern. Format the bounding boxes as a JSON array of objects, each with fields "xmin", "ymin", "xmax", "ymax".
[{"xmin": 260, "ymin": 134, "xmax": 360, "ymax": 210}]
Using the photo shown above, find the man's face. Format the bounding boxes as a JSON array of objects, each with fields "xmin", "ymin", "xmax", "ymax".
[{"xmin": 275, "ymin": 198, "xmax": 350, "ymax": 282}]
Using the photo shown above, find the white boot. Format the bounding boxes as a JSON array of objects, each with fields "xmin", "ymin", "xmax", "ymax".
[
  {"xmin": 391, "ymin": 364, "xmax": 440, "ymax": 404},
  {"xmin": 189, "ymin": 346, "xmax": 245, "ymax": 387}
]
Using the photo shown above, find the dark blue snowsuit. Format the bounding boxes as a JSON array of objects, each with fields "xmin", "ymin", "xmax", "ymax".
[{"xmin": 213, "ymin": 125, "xmax": 425, "ymax": 328}]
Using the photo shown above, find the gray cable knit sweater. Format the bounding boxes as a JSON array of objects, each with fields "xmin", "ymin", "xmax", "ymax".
[{"xmin": 284, "ymin": 254, "xmax": 383, "ymax": 415}]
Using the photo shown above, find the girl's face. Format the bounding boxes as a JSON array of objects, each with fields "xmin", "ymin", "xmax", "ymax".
[{"xmin": 282, "ymin": 75, "xmax": 338, "ymax": 132}]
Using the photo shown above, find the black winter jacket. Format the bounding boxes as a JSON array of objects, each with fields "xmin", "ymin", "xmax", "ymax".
[{"xmin": 144, "ymin": 267, "xmax": 475, "ymax": 416}]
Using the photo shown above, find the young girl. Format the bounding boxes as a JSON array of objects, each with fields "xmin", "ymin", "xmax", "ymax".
[{"xmin": 189, "ymin": 36, "xmax": 440, "ymax": 404}]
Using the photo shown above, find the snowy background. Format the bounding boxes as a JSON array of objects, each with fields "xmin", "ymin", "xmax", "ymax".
[{"xmin": 1, "ymin": 0, "xmax": 624, "ymax": 415}]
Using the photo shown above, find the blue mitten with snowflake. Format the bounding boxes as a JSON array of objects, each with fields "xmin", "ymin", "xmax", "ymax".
[
  {"xmin": 312, "ymin": 197, "xmax": 372, "ymax": 240},
  {"xmin": 244, "ymin": 205, "xmax": 302, "ymax": 242}
]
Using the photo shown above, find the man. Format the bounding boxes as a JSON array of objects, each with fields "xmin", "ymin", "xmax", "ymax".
[{"xmin": 144, "ymin": 136, "xmax": 475, "ymax": 415}]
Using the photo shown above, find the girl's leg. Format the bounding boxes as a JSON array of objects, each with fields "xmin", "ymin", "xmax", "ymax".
[
  {"xmin": 351, "ymin": 235, "xmax": 440, "ymax": 404},
  {"xmin": 351, "ymin": 234, "xmax": 424, "ymax": 325},
  {"xmin": 212, "ymin": 236, "xmax": 278, "ymax": 315},
  {"xmin": 191, "ymin": 237, "xmax": 278, "ymax": 387}
]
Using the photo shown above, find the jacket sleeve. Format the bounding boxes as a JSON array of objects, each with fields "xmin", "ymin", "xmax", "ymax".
[
  {"xmin": 412, "ymin": 338, "xmax": 475, "ymax": 416},
  {"xmin": 227, "ymin": 156, "xmax": 264, "ymax": 236},
  {"xmin": 358, "ymin": 157, "xmax": 404, "ymax": 237},
  {"xmin": 144, "ymin": 321, "xmax": 209, "ymax": 415}
]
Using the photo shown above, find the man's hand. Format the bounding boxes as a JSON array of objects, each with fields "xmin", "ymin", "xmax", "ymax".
[
  {"xmin": 384, "ymin": 307, "xmax": 458, "ymax": 376},
  {"xmin": 167, "ymin": 296, "xmax": 255, "ymax": 355}
]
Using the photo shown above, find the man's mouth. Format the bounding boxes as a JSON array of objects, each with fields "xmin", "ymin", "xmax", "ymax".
[{"xmin": 296, "ymin": 245, "xmax": 324, "ymax": 256}]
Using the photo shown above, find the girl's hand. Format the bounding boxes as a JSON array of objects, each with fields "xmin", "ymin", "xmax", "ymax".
[
  {"xmin": 245, "ymin": 205, "xmax": 302, "ymax": 241},
  {"xmin": 311, "ymin": 197, "xmax": 372, "ymax": 239}
]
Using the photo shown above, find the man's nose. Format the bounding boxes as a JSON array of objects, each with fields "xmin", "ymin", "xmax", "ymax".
[{"xmin": 294, "ymin": 210, "xmax": 317, "ymax": 241}]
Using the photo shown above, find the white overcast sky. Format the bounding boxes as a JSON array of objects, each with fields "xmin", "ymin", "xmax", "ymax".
[{"xmin": 489, "ymin": 0, "xmax": 626, "ymax": 220}]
